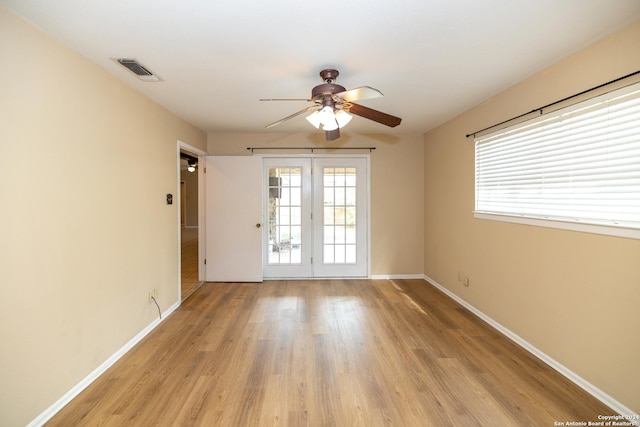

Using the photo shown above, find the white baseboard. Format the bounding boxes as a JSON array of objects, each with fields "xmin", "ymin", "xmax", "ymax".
[
  {"xmin": 264, "ymin": 274, "xmax": 424, "ymax": 281},
  {"xmin": 370, "ymin": 274, "xmax": 425, "ymax": 280},
  {"xmin": 27, "ymin": 301, "xmax": 181, "ymax": 427},
  {"xmin": 423, "ymin": 274, "xmax": 638, "ymax": 419}
]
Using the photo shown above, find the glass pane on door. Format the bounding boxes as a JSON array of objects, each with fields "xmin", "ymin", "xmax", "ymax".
[
  {"xmin": 263, "ymin": 158, "xmax": 312, "ymax": 278},
  {"xmin": 323, "ymin": 167, "xmax": 358, "ymax": 264},
  {"xmin": 267, "ymin": 167, "xmax": 303, "ymax": 264},
  {"xmin": 313, "ymin": 157, "xmax": 367, "ymax": 277}
]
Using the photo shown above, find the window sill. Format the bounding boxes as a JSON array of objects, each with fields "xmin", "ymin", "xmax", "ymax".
[{"xmin": 474, "ymin": 211, "xmax": 640, "ymax": 240}]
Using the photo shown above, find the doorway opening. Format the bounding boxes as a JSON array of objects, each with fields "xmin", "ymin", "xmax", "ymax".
[{"xmin": 178, "ymin": 142, "xmax": 207, "ymax": 301}]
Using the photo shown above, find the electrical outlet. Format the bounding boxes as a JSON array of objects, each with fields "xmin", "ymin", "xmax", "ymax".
[
  {"xmin": 148, "ymin": 289, "xmax": 158, "ymax": 303},
  {"xmin": 463, "ymin": 277, "xmax": 470, "ymax": 287}
]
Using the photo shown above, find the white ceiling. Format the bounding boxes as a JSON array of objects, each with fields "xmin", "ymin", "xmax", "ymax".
[{"xmin": 3, "ymin": 0, "xmax": 640, "ymax": 136}]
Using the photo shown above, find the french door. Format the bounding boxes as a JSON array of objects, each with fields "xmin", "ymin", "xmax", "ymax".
[{"xmin": 263, "ymin": 157, "xmax": 368, "ymax": 278}]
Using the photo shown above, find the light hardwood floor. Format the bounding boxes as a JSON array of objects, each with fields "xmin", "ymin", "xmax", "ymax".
[
  {"xmin": 46, "ymin": 279, "xmax": 613, "ymax": 426},
  {"xmin": 181, "ymin": 227, "xmax": 202, "ymax": 300}
]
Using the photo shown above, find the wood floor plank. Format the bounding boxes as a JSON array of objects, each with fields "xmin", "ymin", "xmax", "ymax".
[{"xmin": 46, "ymin": 279, "xmax": 615, "ymax": 426}]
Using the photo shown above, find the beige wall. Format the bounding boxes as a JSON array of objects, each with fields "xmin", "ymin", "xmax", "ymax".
[
  {"xmin": 208, "ymin": 132, "xmax": 425, "ymax": 276},
  {"xmin": 0, "ymin": 8, "xmax": 206, "ymax": 426},
  {"xmin": 424, "ymin": 20, "xmax": 640, "ymax": 412}
]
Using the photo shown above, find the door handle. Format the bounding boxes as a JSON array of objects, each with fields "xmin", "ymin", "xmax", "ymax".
[{"xmin": 256, "ymin": 223, "xmax": 262, "ymax": 228}]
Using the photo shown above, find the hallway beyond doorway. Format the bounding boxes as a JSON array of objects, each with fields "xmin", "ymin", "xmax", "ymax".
[{"xmin": 181, "ymin": 227, "xmax": 201, "ymax": 300}]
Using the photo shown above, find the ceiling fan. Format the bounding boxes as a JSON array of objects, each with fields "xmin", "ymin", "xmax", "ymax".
[{"xmin": 260, "ymin": 69, "xmax": 402, "ymax": 141}]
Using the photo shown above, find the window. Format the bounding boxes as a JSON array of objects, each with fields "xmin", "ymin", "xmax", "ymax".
[{"xmin": 474, "ymin": 82, "xmax": 640, "ymax": 239}]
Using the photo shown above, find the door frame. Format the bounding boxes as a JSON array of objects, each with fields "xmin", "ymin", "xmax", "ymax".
[
  {"xmin": 177, "ymin": 141, "xmax": 207, "ymax": 301},
  {"xmin": 258, "ymin": 154, "xmax": 371, "ymax": 279}
]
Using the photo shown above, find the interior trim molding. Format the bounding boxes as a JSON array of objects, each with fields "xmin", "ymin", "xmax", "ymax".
[
  {"xmin": 27, "ymin": 301, "xmax": 181, "ymax": 427},
  {"xmin": 370, "ymin": 274, "xmax": 425, "ymax": 280},
  {"xmin": 422, "ymin": 274, "xmax": 638, "ymax": 418},
  {"xmin": 474, "ymin": 212, "xmax": 640, "ymax": 241}
]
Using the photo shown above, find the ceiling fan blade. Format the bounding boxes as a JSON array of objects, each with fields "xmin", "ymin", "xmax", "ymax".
[
  {"xmin": 265, "ymin": 105, "xmax": 318, "ymax": 129},
  {"xmin": 325, "ymin": 128, "xmax": 340, "ymax": 141},
  {"xmin": 334, "ymin": 86, "xmax": 383, "ymax": 102},
  {"xmin": 344, "ymin": 102, "xmax": 402, "ymax": 127}
]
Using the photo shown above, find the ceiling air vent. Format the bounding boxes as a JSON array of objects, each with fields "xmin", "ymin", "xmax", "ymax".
[{"xmin": 115, "ymin": 58, "xmax": 160, "ymax": 82}]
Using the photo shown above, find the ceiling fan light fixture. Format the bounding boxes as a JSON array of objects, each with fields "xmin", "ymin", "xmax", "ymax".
[
  {"xmin": 321, "ymin": 118, "xmax": 339, "ymax": 131},
  {"xmin": 187, "ymin": 159, "xmax": 197, "ymax": 172},
  {"xmin": 335, "ymin": 109, "xmax": 352, "ymax": 128},
  {"xmin": 306, "ymin": 106, "xmax": 352, "ymax": 132},
  {"xmin": 321, "ymin": 106, "xmax": 339, "ymax": 131},
  {"xmin": 306, "ymin": 111, "xmax": 322, "ymax": 129},
  {"xmin": 306, "ymin": 106, "xmax": 338, "ymax": 130}
]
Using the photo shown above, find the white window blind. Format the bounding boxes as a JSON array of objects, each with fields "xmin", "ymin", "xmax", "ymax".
[{"xmin": 475, "ymin": 82, "xmax": 640, "ymax": 232}]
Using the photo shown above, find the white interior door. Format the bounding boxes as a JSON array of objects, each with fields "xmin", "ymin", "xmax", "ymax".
[{"xmin": 205, "ymin": 156, "xmax": 263, "ymax": 282}]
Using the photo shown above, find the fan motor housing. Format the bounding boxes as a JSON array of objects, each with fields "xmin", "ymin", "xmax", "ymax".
[
  {"xmin": 319, "ymin": 69, "xmax": 339, "ymax": 81},
  {"xmin": 311, "ymin": 83, "xmax": 346, "ymax": 100}
]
